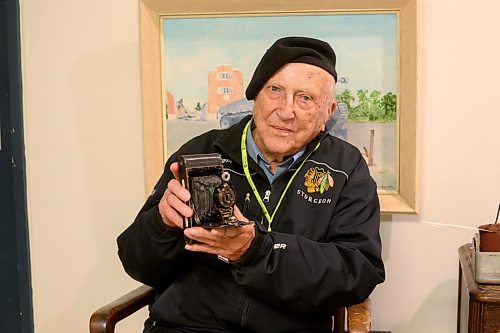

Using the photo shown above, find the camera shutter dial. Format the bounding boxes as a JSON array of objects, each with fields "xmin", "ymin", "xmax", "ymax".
[{"xmin": 217, "ymin": 183, "xmax": 236, "ymax": 208}]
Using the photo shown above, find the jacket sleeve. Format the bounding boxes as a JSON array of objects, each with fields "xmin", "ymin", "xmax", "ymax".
[
  {"xmin": 117, "ymin": 156, "xmax": 187, "ymax": 289},
  {"xmin": 116, "ymin": 130, "xmax": 223, "ymax": 288},
  {"xmin": 230, "ymin": 158, "xmax": 385, "ymax": 315}
]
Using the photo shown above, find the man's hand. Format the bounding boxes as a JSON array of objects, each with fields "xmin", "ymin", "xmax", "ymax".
[
  {"xmin": 158, "ymin": 162, "xmax": 193, "ymax": 228},
  {"xmin": 184, "ymin": 207, "xmax": 255, "ymax": 262}
]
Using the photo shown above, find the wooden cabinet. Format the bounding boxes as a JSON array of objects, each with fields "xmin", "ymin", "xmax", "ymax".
[{"xmin": 457, "ymin": 244, "xmax": 500, "ymax": 333}]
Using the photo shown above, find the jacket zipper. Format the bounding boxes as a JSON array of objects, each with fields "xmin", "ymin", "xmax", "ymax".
[{"xmin": 239, "ymin": 295, "xmax": 251, "ymax": 327}]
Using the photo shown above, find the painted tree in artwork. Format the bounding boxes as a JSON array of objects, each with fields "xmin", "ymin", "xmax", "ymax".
[
  {"xmin": 337, "ymin": 89, "xmax": 355, "ymax": 110},
  {"xmin": 381, "ymin": 92, "xmax": 397, "ymax": 121},
  {"xmin": 344, "ymin": 89, "xmax": 397, "ymax": 122}
]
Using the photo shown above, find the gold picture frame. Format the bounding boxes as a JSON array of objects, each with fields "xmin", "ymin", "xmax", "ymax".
[{"xmin": 139, "ymin": 0, "xmax": 419, "ymax": 214}]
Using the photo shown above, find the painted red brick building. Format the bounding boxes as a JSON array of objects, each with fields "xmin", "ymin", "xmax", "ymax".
[{"xmin": 207, "ymin": 65, "xmax": 243, "ymax": 116}]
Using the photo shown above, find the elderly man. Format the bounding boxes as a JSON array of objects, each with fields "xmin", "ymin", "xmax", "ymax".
[{"xmin": 118, "ymin": 36, "xmax": 385, "ymax": 333}]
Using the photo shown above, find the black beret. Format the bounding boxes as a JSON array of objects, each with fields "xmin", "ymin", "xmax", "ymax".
[{"xmin": 245, "ymin": 36, "xmax": 337, "ymax": 100}]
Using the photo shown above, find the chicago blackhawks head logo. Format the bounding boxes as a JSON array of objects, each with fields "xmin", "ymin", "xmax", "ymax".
[{"xmin": 304, "ymin": 167, "xmax": 334, "ymax": 194}]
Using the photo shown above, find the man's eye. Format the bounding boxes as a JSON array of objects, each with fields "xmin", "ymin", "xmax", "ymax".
[
  {"xmin": 299, "ymin": 95, "xmax": 312, "ymax": 102},
  {"xmin": 270, "ymin": 86, "xmax": 280, "ymax": 93}
]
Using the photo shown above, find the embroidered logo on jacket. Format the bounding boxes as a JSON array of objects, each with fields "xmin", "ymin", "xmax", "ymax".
[{"xmin": 303, "ymin": 167, "xmax": 334, "ymax": 194}]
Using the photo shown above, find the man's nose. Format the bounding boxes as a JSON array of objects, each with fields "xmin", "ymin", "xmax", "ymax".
[{"xmin": 276, "ymin": 94, "xmax": 295, "ymax": 119}]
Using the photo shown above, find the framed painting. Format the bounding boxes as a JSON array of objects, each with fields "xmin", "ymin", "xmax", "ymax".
[{"xmin": 139, "ymin": 0, "xmax": 419, "ymax": 214}]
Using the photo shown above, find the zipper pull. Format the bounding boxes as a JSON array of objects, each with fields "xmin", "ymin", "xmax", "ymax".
[
  {"xmin": 243, "ymin": 193, "xmax": 251, "ymax": 214},
  {"xmin": 263, "ymin": 190, "xmax": 271, "ymax": 203}
]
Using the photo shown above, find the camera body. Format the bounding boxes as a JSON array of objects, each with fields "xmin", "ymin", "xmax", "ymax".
[{"xmin": 178, "ymin": 153, "xmax": 239, "ymax": 229}]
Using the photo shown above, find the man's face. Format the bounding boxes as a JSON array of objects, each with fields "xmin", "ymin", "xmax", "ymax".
[{"xmin": 252, "ymin": 62, "xmax": 336, "ymax": 161}]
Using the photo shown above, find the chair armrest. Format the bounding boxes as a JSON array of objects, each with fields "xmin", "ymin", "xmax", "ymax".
[
  {"xmin": 347, "ymin": 298, "xmax": 371, "ymax": 333},
  {"xmin": 89, "ymin": 285, "xmax": 155, "ymax": 333}
]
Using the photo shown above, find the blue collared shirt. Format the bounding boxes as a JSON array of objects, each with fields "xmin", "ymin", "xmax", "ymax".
[{"xmin": 246, "ymin": 121, "xmax": 305, "ymax": 184}]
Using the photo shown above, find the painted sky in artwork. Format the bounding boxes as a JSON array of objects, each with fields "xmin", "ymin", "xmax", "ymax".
[{"xmin": 163, "ymin": 13, "xmax": 397, "ymax": 110}]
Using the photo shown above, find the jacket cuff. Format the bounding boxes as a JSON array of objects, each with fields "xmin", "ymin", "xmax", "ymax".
[
  {"xmin": 150, "ymin": 206, "xmax": 184, "ymax": 238},
  {"xmin": 231, "ymin": 222, "xmax": 270, "ymax": 267}
]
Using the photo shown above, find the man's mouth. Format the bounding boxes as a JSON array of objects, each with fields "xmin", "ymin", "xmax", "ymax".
[{"xmin": 270, "ymin": 125, "xmax": 293, "ymax": 134}]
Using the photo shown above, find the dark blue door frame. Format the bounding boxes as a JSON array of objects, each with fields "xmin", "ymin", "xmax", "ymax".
[{"xmin": 1, "ymin": 0, "xmax": 34, "ymax": 332}]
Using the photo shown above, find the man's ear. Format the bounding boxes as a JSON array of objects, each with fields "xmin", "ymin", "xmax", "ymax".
[
  {"xmin": 321, "ymin": 100, "xmax": 337, "ymax": 131},
  {"xmin": 328, "ymin": 100, "xmax": 337, "ymax": 118}
]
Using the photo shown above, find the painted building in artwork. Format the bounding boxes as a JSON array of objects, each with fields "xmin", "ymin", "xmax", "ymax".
[
  {"xmin": 165, "ymin": 91, "xmax": 176, "ymax": 117},
  {"xmin": 207, "ymin": 65, "xmax": 243, "ymax": 116}
]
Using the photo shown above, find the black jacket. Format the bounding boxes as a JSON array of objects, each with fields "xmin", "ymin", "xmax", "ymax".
[{"xmin": 117, "ymin": 116, "xmax": 385, "ymax": 333}]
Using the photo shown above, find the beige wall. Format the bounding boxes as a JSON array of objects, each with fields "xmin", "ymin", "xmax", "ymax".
[{"xmin": 20, "ymin": 0, "xmax": 500, "ymax": 332}]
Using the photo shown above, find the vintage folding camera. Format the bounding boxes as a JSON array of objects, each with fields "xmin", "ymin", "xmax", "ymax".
[{"xmin": 178, "ymin": 153, "xmax": 244, "ymax": 230}]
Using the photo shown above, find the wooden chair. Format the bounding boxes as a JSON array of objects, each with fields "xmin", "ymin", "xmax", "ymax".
[{"xmin": 89, "ymin": 285, "xmax": 372, "ymax": 333}]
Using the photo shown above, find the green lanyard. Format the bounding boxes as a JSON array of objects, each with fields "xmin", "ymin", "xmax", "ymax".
[{"xmin": 241, "ymin": 120, "xmax": 320, "ymax": 231}]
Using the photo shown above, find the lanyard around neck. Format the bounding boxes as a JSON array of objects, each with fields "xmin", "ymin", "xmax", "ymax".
[{"xmin": 240, "ymin": 120, "xmax": 320, "ymax": 231}]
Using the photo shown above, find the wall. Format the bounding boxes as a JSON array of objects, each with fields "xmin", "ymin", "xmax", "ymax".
[
  {"xmin": 20, "ymin": 0, "xmax": 147, "ymax": 331},
  {"xmin": 20, "ymin": 0, "xmax": 500, "ymax": 332}
]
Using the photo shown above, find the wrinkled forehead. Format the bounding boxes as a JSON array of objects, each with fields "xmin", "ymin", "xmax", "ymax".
[
  {"xmin": 266, "ymin": 63, "xmax": 335, "ymax": 95},
  {"xmin": 271, "ymin": 63, "xmax": 334, "ymax": 81}
]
